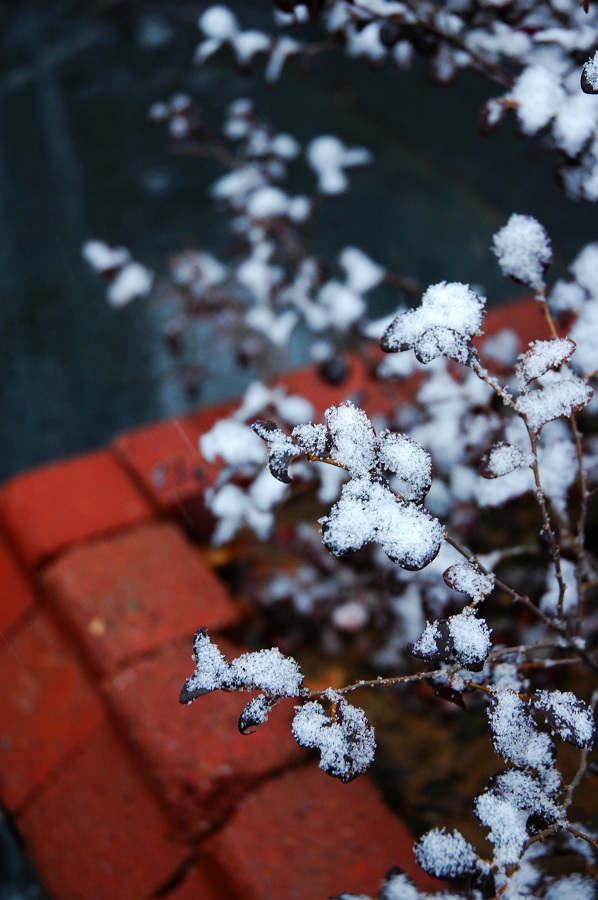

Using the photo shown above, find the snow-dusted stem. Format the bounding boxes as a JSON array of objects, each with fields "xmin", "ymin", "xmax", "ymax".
[
  {"xmin": 469, "ymin": 356, "xmax": 516, "ymax": 409},
  {"xmin": 525, "ymin": 424, "xmax": 568, "ymax": 618},
  {"xmin": 445, "ymin": 533, "xmax": 598, "ymax": 675}
]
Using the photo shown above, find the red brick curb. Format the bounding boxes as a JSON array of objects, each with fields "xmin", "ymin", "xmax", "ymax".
[{"xmin": 0, "ymin": 299, "xmax": 544, "ymax": 898}]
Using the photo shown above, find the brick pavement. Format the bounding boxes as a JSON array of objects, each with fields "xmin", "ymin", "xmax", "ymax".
[{"xmin": 0, "ymin": 300, "xmax": 546, "ymax": 898}]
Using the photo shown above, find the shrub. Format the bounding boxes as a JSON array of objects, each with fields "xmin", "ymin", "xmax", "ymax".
[{"xmin": 86, "ymin": 3, "xmax": 598, "ymax": 896}]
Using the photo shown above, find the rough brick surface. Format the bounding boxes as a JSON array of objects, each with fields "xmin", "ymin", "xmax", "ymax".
[
  {"xmin": 0, "ymin": 533, "xmax": 36, "ymax": 636},
  {"xmin": 17, "ymin": 721, "xmax": 188, "ymax": 900},
  {"xmin": 104, "ymin": 638, "xmax": 304, "ymax": 837},
  {"xmin": 0, "ymin": 450, "xmax": 153, "ymax": 566},
  {"xmin": 162, "ymin": 863, "xmax": 236, "ymax": 900},
  {"xmin": 204, "ymin": 764, "xmax": 440, "ymax": 899},
  {"xmin": 0, "ymin": 611, "xmax": 103, "ymax": 811},
  {"xmin": 42, "ymin": 520, "xmax": 240, "ymax": 676},
  {"xmin": 114, "ymin": 404, "xmax": 234, "ymax": 538}
]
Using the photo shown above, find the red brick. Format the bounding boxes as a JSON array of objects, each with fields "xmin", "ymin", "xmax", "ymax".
[
  {"xmin": 0, "ymin": 610, "xmax": 103, "ymax": 811},
  {"xmin": 204, "ymin": 765, "xmax": 440, "ymax": 899},
  {"xmin": 17, "ymin": 721, "xmax": 188, "ymax": 900},
  {"xmin": 481, "ymin": 295, "xmax": 552, "ymax": 348},
  {"xmin": 0, "ymin": 533, "xmax": 37, "ymax": 636},
  {"xmin": 277, "ymin": 354, "xmax": 397, "ymax": 420},
  {"xmin": 114, "ymin": 404, "xmax": 234, "ymax": 538},
  {"xmin": 0, "ymin": 450, "xmax": 153, "ymax": 567},
  {"xmin": 163, "ymin": 862, "xmax": 236, "ymax": 900},
  {"xmin": 104, "ymin": 638, "xmax": 304, "ymax": 837},
  {"xmin": 42, "ymin": 521, "xmax": 240, "ymax": 677}
]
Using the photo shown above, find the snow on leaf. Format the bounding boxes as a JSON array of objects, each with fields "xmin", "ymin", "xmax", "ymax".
[
  {"xmin": 251, "ymin": 419, "xmax": 298, "ymax": 483},
  {"xmin": 377, "ymin": 431, "xmax": 432, "ymax": 501},
  {"xmin": 509, "ymin": 66, "xmax": 565, "ymax": 137},
  {"xmin": 492, "ymin": 214, "xmax": 552, "ymax": 291},
  {"xmin": 325, "ymin": 402, "xmax": 377, "ymax": 474},
  {"xmin": 582, "ymin": 50, "xmax": 598, "ymax": 94},
  {"xmin": 180, "ymin": 629, "xmax": 304, "ymax": 704},
  {"xmin": 238, "ymin": 694, "xmax": 276, "ymax": 734},
  {"xmin": 292, "ymin": 422, "xmax": 333, "ymax": 459},
  {"xmin": 380, "ymin": 282, "xmax": 485, "ymax": 365},
  {"xmin": 479, "ymin": 441, "xmax": 530, "ymax": 479},
  {"xmin": 320, "ymin": 474, "xmax": 444, "ymax": 570},
  {"xmin": 408, "ymin": 619, "xmax": 453, "ymax": 662},
  {"xmin": 517, "ymin": 338, "xmax": 576, "ymax": 385},
  {"xmin": 291, "ymin": 697, "xmax": 376, "ymax": 782},
  {"xmin": 414, "ymin": 828, "xmax": 478, "ymax": 879},
  {"xmin": 516, "ymin": 377, "xmax": 593, "ymax": 433},
  {"xmin": 474, "ymin": 790, "xmax": 528, "ymax": 867},
  {"xmin": 179, "ymin": 628, "xmax": 230, "ymax": 702},
  {"xmin": 532, "ymin": 690, "xmax": 596, "ymax": 749},
  {"xmin": 229, "ymin": 647, "xmax": 304, "ymax": 696},
  {"xmin": 488, "ymin": 690, "xmax": 555, "ymax": 770},
  {"xmin": 444, "ymin": 562, "xmax": 495, "ymax": 601},
  {"xmin": 448, "ymin": 609, "xmax": 492, "ymax": 671}
]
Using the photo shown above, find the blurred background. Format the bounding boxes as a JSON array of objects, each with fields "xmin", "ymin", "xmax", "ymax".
[
  {"xmin": 2, "ymin": 1, "xmax": 598, "ymax": 894},
  {"xmin": 2, "ymin": 0, "xmax": 597, "ymax": 486}
]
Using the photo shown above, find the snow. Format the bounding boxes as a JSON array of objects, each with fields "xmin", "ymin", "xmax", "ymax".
[
  {"xmin": 488, "ymin": 690, "xmax": 555, "ymax": 770},
  {"xmin": 492, "ymin": 214, "xmax": 552, "ymax": 291},
  {"xmin": 570, "ymin": 299, "xmax": 598, "ymax": 374},
  {"xmin": 414, "ymin": 827, "xmax": 478, "ymax": 878},
  {"xmin": 233, "ymin": 30, "xmax": 272, "ymax": 66},
  {"xmin": 570, "ymin": 242, "xmax": 598, "ymax": 295},
  {"xmin": 331, "ymin": 600, "xmax": 369, "ymax": 632},
  {"xmin": 532, "ymin": 690, "xmax": 596, "ymax": 749},
  {"xmin": 182, "ymin": 629, "xmax": 304, "ymax": 700},
  {"xmin": 292, "ymin": 422, "xmax": 331, "ymax": 458},
  {"xmin": 326, "ymin": 402, "xmax": 377, "ymax": 474},
  {"xmin": 82, "ymin": 240, "xmax": 129, "ymax": 272},
  {"xmin": 509, "ymin": 65, "xmax": 565, "ymax": 136},
  {"xmin": 381, "ymin": 282, "xmax": 485, "ymax": 364},
  {"xmin": 479, "ymin": 441, "xmax": 530, "ymax": 478},
  {"xmin": 338, "ymin": 246, "xmax": 385, "ymax": 294},
  {"xmin": 200, "ymin": 419, "xmax": 265, "ymax": 468},
  {"xmin": 316, "ymin": 281, "xmax": 366, "ymax": 331},
  {"xmin": 378, "ymin": 431, "xmax": 432, "ymax": 501},
  {"xmin": 553, "ymin": 92, "xmax": 597, "ymax": 156},
  {"xmin": 291, "ymin": 696, "xmax": 376, "ymax": 781},
  {"xmin": 544, "ymin": 874, "xmax": 597, "ymax": 900},
  {"xmin": 106, "ymin": 262, "xmax": 153, "ymax": 307},
  {"xmin": 517, "ymin": 338, "xmax": 575, "ymax": 384},
  {"xmin": 198, "ymin": 6, "xmax": 238, "ymax": 41},
  {"xmin": 444, "ymin": 562, "xmax": 495, "ymax": 600},
  {"xmin": 238, "ymin": 694, "xmax": 274, "ymax": 732},
  {"xmin": 540, "ymin": 560, "xmax": 579, "ymax": 617},
  {"xmin": 482, "ymin": 328, "xmax": 520, "ymax": 367},
  {"xmin": 516, "ymin": 377, "xmax": 593, "ymax": 433},
  {"xmin": 321, "ymin": 474, "xmax": 444, "ymax": 569},
  {"xmin": 306, "ymin": 135, "xmax": 372, "ymax": 194},
  {"xmin": 246, "ymin": 186, "xmax": 290, "ymax": 219},
  {"xmin": 474, "ymin": 790, "xmax": 528, "ymax": 866},
  {"xmin": 582, "ymin": 50, "xmax": 598, "ymax": 92},
  {"xmin": 230, "ymin": 647, "xmax": 304, "ymax": 695},
  {"xmin": 448, "ymin": 609, "xmax": 492, "ymax": 668}
]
